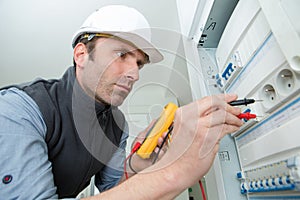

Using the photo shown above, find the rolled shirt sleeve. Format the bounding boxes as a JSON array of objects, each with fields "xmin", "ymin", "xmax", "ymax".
[{"xmin": 0, "ymin": 88, "xmax": 77, "ymax": 200}]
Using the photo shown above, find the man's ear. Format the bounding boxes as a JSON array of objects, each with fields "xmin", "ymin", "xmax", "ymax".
[{"xmin": 73, "ymin": 43, "xmax": 87, "ymax": 68}]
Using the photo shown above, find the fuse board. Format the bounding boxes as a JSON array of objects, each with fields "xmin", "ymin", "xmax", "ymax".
[{"xmin": 213, "ymin": 0, "xmax": 300, "ymax": 199}]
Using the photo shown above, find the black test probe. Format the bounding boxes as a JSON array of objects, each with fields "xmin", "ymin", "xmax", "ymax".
[{"xmin": 229, "ymin": 98, "xmax": 262, "ymax": 106}]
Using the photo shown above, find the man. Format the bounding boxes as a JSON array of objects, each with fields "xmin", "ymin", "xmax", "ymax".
[{"xmin": 0, "ymin": 5, "xmax": 243, "ymax": 200}]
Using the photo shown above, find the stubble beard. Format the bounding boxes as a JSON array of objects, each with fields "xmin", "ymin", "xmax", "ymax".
[{"xmin": 95, "ymin": 84, "xmax": 129, "ymax": 107}]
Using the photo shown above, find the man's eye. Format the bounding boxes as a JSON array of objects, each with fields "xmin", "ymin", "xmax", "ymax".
[
  {"xmin": 137, "ymin": 61, "xmax": 144, "ymax": 69},
  {"xmin": 116, "ymin": 51, "xmax": 126, "ymax": 58}
]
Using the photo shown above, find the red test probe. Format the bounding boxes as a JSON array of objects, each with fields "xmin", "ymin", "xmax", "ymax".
[{"xmin": 237, "ymin": 112, "xmax": 257, "ymax": 120}]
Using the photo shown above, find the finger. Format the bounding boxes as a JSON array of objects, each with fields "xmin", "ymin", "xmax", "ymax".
[
  {"xmin": 157, "ymin": 136, "xmax": 164, "ymax": 147},
  {"xmin": 226, "ymin": 113, "xmax": 244, "ymax": 127},
  {"xmin": 157, "ymin": 131, "xmax": 168, "ymax": 146},
  {"xmin": 217, "ymin": 93, "xmax": 238, "ymax": 103},
  {"xmin": 156, "ymin": 148, "xmax": 166, "ymax": 160},
  {"xmin": 197, "ymin": 120, "xmax": 241, "ymax": 147},
  {"xmin": 210, "ymin": 123, "xmax": 241, "ymax": 139},
  {"xmin": 202, "ymin": 110, "xmax": 244, "ymax": 128},
  {"xmin": 153, "ymin": 146, "xmax": 167, "ymax": 161},
  {"xmin": 197, "ymin": 95, "xmax": 239, "ymax": 116},
  {"xmin": 154, "ymin": 146, "xmax": 160, "ymax": 154},
  {"xmin": 215, "ymin": 94, "xmax": 242, "ymax": 116},
  {"xmin": 222, "ymin": 124, "xmax": 241, "ymax": 136}
]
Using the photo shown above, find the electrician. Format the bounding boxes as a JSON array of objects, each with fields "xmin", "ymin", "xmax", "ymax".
[{"xmin": 0, "ymin": 5, "xmax": 243, "ymax": 199}]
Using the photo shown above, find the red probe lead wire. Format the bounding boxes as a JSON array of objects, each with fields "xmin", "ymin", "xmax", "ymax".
[
  {"xmin": 124, "ymin": 142, "xmax": 141, "ymax": 180},
  {"xmin": 199, "ymin": 180, "xmax": 207, "ymax": 200}
]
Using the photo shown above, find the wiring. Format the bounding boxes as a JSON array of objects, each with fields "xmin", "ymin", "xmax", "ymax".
[
  {"xmin": 199, "ymin": 180, "xmax": 207, "ymax": 200},
  {"xmin": 152, "ymin": 124, "xmax": 174, "ymax": 164},
  {"xmin": 124, "ymin": 142, "xmax": 141, "ymax": 180},
  {"xmin": 128, "ymin": 155, "xmax": 138, "ymax": 174}
]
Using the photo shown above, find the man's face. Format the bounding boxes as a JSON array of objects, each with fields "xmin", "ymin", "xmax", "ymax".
[{"xmin": 76, "ymin": 37, "xmax": 147, "ymax": 106}]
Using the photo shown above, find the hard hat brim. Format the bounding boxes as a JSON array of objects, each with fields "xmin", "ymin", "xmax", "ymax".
[{"xmin": 72, "ymin": 30, "xmax": 163, "ymax": 64}]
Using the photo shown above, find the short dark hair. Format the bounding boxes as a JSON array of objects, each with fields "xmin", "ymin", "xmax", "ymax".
[{"xmin": 73, "ymin": 36, "xmax": 99, "ymax": 66}]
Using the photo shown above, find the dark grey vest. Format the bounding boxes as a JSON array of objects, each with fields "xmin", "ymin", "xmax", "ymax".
[{"xmin": 7, "ymin": 67, "xmax": 125, "ymax": 198}]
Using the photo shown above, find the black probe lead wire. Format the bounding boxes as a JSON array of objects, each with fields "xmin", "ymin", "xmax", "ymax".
[{"xmin": 152, "ymin": 124, "xmax": 174, "ymax": 164}]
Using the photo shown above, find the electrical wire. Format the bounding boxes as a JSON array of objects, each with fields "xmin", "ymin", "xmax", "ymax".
[
  {"xmin": 128, "ymin": 154, "xmax": 138, "ymax": 174},
  {"xmin": 199, "ymin": 180, "xmax": 207, "ymax": 200},
  {"xmin": 152, "ymin": 124, "xmax": 173, "ymax": 164},
  {"xmin": 124, "ymin": 154, "xmax": 132, "ymax": 180},
  {"xmin": 124, "ymin": 142, "xmax": 141, "ymax": 180}
]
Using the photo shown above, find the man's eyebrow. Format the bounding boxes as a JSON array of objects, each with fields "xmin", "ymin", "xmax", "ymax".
[
  {"xmin": 118, "ymin": 45, "xmax": 135, "ymax": 52},
  {"xmin": 115, "ymin": 46, "xmax": 148, "ymax": 64}
]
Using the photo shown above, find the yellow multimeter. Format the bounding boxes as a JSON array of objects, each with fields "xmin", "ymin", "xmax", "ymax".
[{"xmin": 136, "ymin": 103, "xmax": 178, "ymax": 159}]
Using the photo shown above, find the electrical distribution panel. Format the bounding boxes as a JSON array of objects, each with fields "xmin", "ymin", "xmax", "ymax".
[{"xmin": 211, "ymin": 0, "xmax": 300, "ymax": 199}]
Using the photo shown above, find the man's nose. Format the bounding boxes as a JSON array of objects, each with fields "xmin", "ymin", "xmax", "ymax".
[
  {"xmin": 125, "ymin": 65, "xmax": 139, "ymax": 81},
  {"xmin": 122, "ymin": 51, "xmax": 143, "ymax": 82}
]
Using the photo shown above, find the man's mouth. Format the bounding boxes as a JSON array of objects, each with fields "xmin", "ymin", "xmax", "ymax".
[{"xmin": 115, "ymin": 84, "xmax": 131, "ymax": 93}]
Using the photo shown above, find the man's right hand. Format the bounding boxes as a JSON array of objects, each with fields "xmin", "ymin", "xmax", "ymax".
[{"xmin": 146, "ymin": 94, "xmax": 243, "ymax": 191}]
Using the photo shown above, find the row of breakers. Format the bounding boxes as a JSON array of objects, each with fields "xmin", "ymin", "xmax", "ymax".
[
  {"xmin": 237, "ymin": 155, "xmax": 300, "ymax": 194},
  {"xmin": 240, "ymin": 176, "xmax": 295, "ymax": 194}
]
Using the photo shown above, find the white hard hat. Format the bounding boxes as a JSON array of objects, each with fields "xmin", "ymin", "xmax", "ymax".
[{"xmin": 72, "ymin": 5, "xmax": 163, "ymax": 63}]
